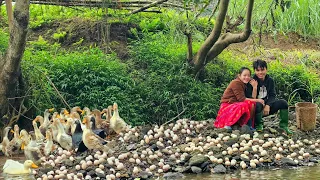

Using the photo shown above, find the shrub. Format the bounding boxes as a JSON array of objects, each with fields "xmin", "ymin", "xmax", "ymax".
[{"xmin": 22, "ymin": 47, "xmax": 146, "ymax": 125}]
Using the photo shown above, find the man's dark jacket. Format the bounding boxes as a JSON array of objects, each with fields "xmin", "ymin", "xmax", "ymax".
[{"xmin": 246, "ymin": 74, "xmax": 276, "ymax": 105}]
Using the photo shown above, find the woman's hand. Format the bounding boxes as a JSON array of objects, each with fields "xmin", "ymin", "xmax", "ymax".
[
  {"xmin": 249, "ymin": 79, "xmax": 258, "ymax": 88},
  {"xmin": 256, "ymin": 99, "xmax": 265, "ymax": 106}
]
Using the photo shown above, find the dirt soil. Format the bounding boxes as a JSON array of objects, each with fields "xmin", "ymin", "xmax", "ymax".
[
  {"xmin": 28, "ymin": 18, "xmax": 320, "ymax": 62},
  {"xmin": 28, "ymin": 18, "xmax": 139, "ymax": 59},
  {"xmin": 228, "ymin": 32, "xmax": 320, "ymax": 51}
]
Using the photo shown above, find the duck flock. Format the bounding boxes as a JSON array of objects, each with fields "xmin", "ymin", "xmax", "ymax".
[{"xmin": 1, "ymin": 104, "xmax": 320, "ymax": 180}]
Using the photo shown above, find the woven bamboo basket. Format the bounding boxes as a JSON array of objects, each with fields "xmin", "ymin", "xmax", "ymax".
[{"xmin": 295, "ymin": 102, "xmax": 318, "ymax": 131}]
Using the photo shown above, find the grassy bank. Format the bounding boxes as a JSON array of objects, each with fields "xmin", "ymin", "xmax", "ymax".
[{"xmin": 0, "ymin": 4, "xmax": 319, "ymax": 126}]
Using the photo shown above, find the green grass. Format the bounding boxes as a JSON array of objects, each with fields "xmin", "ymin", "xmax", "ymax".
[
  {"xmin": 1, "ymin": 1, "xmax": 318, "ymax": 38},
  {"xmin": 0, "ymin": 3, "xmax": 319, "ymax": 125},
  {"xmin": 227, "ymin": 0, "xmax": 320, "ymax": 38}
]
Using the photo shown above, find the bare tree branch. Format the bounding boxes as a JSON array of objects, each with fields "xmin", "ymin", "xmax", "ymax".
[
  {"xmin": 208, "ymin": 0, "xmax": 220, "ymax": 22},
  {"xmin": 206, "ymin": 0, "xmax": 254, "ymax": 61},
  {"xmin": 5, "ymin": 0, "xmax": 13, "ymax": 30},
  {"xmin": 192, "ymin": 0, "xmax": 230, "ymax": 73},
  {"xmin": 44, "ymin": 74, "xmax": 72, "ymax": 110}
]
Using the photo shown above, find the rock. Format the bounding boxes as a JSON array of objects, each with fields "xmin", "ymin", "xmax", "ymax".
[
  {"xmin": 163, "ymin": 172, "xmax": 185, "ymax": 180},
  {"xmin": 241, "ymin": 157, "xmax": 250, "ymax": 162},
  {"xmin": 233, "ymin": 156, "xmax": 241, "ymax": 161},
  {"xmin": 200, "ymin": 161, "xmax": 210, "ymax": 170},
  {"xmin": 209, "ymin": 132, "xmax": 218, "ymax": 138},
  {"xmin": 126, "ymin": 144, "xmax": 137, "ymax": 151},
  {"xmin": 79, "ymin": 170, "xmax": 87, "ymax": 176},
  {"xmin": 281, "ymin": 157, "xmax": 297, "ymax": 166},
  {"xmin": 309, "ymin": 158, "xmax": 319, "ymax": 163},
  {"xmin": 189, "ymin": 155, "xmax": 209, "ymax": 166},
  {"xmin": 208, "ymin": 146, "xmax": 221, "ymax": 154},
  {"xmin": 87, "ymin": 170, "xmax": 96, "ymax": 177},
  {"xmin": 308, "ymin": 162, "xmax": 315, "ymax": 166},
  {"xmin": 264, "ymin": 158, "xmax": 273, "ymax": 163},
  {"xmin": 169, "ymin": 155, "xmax": 177, "ymax": 161},
  {"xmin": 232, "ymin": 130, "xmax": 241, "ymax": 136},
  {"xmin": 174, "ymin": 166, "xmax": 191, "ymax": 173},
  {"xmin": 138, "ymin": 171, "xmax": 153, "ymax": 179},
  {"xmin": 216, "ymin": 128, "xmax": 231, "ymax": 133},
  {"xmin": 181, "ymin": 154, "xmax": 192, "ymax": 162},
  {"xmin": 289, "ymin": 112, "xmax": 295, "ymax": 120},
  {"xmin": 150, "ymin": 143, "xmax": 158, "ymax": 151},
  {"xmin": 96, "ymin": 172, "xmax": 105, "ymax": 178},
  {"xmin": 240, "ymin": 125, "xmax": 253, "ymax": 136},
  {"xmin": 212, "ymin": 164, "xmax": 226, "ymax": 173},
  {"xmin": 267, "ymin": 127, "xmax": 278, "ymax": 134},
  {"xmin": 225, "ymin": 137, "xmax": 239, "ymax": 146},
  {"xmin": 177, "ymin": 144, "xmax": 189, "ymax": 152},
  {"xmin": 191, "ymin": 166, "xmax": 202, "ymax": 174},
  {"xmin": 40, "ymin": 164, "xmax": 54, "ymax": 174},
  {"xmin": 61, "ymin": 159, "xmax": 73, "ymax": 167}
]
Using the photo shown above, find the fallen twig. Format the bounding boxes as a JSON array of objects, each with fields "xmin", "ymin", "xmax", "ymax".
[{"xmin": 162, "ymin": 108, "xmax": 187, "ymax": 126}]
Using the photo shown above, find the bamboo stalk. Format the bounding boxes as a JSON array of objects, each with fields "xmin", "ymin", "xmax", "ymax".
[
  {"xmin": 128, "ymin": 0, "xmax": 167, "ymax": 15},
  {"xmin": 29, "ymin": 0, "xmax": 186, "ymax": 9}
]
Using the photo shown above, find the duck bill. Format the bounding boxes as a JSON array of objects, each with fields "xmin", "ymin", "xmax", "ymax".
[
  {"xmin": 81, "ymin": 110, "xmax": 85, "ymax": 115},
  {"xmin": 10, "ymin": 129, "xmax": 15, "ymax": 134},
  {"xmin": 31, "ymin": 163, "xmax": 38, "ymax": 168},
  {"xmin": 82, "ymin": 118, "xmax": 87, "ymax": 124},
  {"xmin": 49, "ymin": 108, "xmax": 55, "ymax": 112},
  {"xmin": 64, "ymin": 109, "xmax": 69, "ymax": 115},
  {"xmin": 21, "ymin": 143, "xmax": 25, "ymax": 150}
]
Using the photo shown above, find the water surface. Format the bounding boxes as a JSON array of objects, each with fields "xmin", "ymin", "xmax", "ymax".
[{"xmin": 0, "ymin": 155, "xmax": 319, "ymax": 180}]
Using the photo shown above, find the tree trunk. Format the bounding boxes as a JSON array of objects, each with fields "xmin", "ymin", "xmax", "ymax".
[
  {"xmin": 185, "ymin": 30, "xmax": 193, "ymax": 63},
  {"xmin": 192, "ymin": 0, "xmax": 229, "ymax": 73},
  {"xmin": 191, "ymin": 0, "xmax": 254, "ymax": 76},
  {"xmin": 0, "ymin": 0, "xmax": 30, "ymax": 119},
  {"xmin": 206, "ymin": 0, "xmax": 254, "ymax": 61}
]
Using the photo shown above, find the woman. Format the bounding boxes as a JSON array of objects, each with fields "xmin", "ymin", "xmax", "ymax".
[{"xmin": 214, "ymin": 67, "xmax": 264, "ymax": 129}]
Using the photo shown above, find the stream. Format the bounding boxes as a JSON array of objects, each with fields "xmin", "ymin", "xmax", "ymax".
[{"xmin": 0, "ymin": 156, "xmax": 319, "ymax": 180}]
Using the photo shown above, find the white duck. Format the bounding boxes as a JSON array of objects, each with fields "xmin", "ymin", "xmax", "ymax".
[
  {"xmin": 3, "ymin": 159, "xmax": 38, "ymax": 174},
  {"xmin": 1, "ymin": 127, "xmax": 12, "ymax": 156},
  {"xmin": 39, "ymin": 108, "xmax": 53, "ymax": 135},
  {"xmin": 19, "ymin": 129, "xmax": 30, "ymax": 150},
  {"xmin": 32, "ymin": 119, "xmax": 44, "ymax": 142},
  {"xmin": 49, "ymin": 112, "xmax": 59, "ymax": 142},
  {"xmin": 24, "ymin": 132, "xmax": 42, "ymax": 164},
  {"xmin": 44, "ymin": 130, "xmax": 55, "ymax": 156},
  {"xmin": 110, "ymin": 103, "xmax": 128, "ymax": 134},
  {"xmin": 54, "ymin": 118, "xmax": 73, "ymax": 150},
  {"xmin": 6, "ymin": 124, "xmax": 23, "ymax": 156}
]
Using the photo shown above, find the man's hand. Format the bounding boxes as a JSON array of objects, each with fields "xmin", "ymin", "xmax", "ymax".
[
  {"xmin": 249, "ymin": 79, "xmax": 258, "ymax": 88},
  {"xmin": 256, "ymin": 99, "xmax": 265, "ymax": 106},
  {"xmin": 263, "ymin": 105, "xmax": 270, "ymax": 116}
]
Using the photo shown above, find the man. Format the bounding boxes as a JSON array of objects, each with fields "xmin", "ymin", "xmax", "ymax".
[{"xmin": 246, "ymin": 59, "xmax": 292, "ymax": 135}]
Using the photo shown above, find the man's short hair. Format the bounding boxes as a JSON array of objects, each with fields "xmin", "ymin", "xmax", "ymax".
[{"xmin": 253, "ymin": 59, "xmax": 267, "ymax": 70}]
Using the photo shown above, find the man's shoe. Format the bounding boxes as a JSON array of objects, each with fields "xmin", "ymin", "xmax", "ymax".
[{"xmin": 279, "ymin": 109, "xmax": 293, "ymax": 135}]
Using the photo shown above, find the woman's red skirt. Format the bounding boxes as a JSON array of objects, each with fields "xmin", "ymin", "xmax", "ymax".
[{"xmin": 214, "ymin": 100, "xmax": 254, "ymax": 128}]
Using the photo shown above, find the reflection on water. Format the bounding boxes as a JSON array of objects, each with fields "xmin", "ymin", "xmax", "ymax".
[
  {"xmin": 2, "ymin": 173, "xmax": 35, "ymax": 180},
  {"xmin": 0, "ymin": 154, "xmax": 319, "ymax": 180},
  {"xmin": 181, "ymin": 165, "xmax": 320, "ymax": 180}
]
